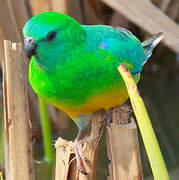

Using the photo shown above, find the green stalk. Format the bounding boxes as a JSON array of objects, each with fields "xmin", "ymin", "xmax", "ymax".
[
  {"xmin": 118, "ymin": 65, "xmax": 170, "ymax": 180},
  {"xmin": 0, "ymin": 172, "xmax": 3, "ymax": 180},
  {"xmin": 38, "ymin": 96, "xmax": 54, "ymax": 163}
]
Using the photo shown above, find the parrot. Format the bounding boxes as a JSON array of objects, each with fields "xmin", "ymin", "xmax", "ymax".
[{"xmin": 23, "ymin": 11, "xmax": 163, "ymax": 174}]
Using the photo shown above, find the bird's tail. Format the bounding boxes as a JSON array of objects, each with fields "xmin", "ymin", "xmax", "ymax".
[{"xmin": 142, "ymin": 32, "xmax": 163, "ymax": 65}]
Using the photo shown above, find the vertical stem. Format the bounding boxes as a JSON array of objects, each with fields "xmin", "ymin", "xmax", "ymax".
[
  {"xmin": 118, "ymin": 65, "xmax": 170, "ymax": 180},
  {"xmin": 3, "ymin": 41, "xmax": 34, "ymax": 180},
  {"xmin": 0, "ymin": 172, "xmax": 3, "ymax": 180},
  {"xmin": 38, "ymin": 96, "xmax": 54, "ymax": 163}
]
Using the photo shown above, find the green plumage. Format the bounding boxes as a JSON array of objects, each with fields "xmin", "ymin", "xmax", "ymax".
[
  {"xmin": 24, "ymin": 11, "xmax": 144, "ymax": 108},
  {"xmin": 23, "ymin": 11, "xmax": 163, "ymax": 130}
]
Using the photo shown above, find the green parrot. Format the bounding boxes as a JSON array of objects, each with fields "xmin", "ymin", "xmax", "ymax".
[{"xmin": 23, "ymin": 11, "xmax": 163, "ymax": 174}]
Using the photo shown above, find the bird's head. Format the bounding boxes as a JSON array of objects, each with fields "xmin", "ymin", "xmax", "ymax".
[{"xmin": 23, "ymin": 11, "xmax": 85, "ymax": 64}]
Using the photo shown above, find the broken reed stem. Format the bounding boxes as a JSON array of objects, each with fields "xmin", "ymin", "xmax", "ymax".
[
  {"xmin": 118, "ymin": 64, "xmax": 170, "ymax": 180},
  {"xmin": 3, "ymin": 40, "xmax": 34, "ymax": 180},
  {"xmin": 55, "ymin": 111, "xmax": 105, "ymax": 180},
  {"xmin": 106, "ymin": 106, "xmax": 143, "ymax": 180}
]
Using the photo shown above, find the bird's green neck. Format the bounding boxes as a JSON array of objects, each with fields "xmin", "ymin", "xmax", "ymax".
[
  {"xmin": 34, "ymin": 42, "xmax": 86, "ymax": 71},
  {"xmin": 35, "ymin": 39, "xmax": 86, "ymax": 71}
]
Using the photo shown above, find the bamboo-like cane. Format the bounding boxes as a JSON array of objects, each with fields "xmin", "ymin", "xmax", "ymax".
[
  {"xmin": 55, "ymin": 111, "xmax": 105, "ymax": 180},
  {"xmin": 118, "ymin": 64, "xmax": 170, "ymax": 180},
  {"xmin": 3, "ymin": 41, "xmax": 34, "ymax": 180},
  {"xmin": 106, "ymin": 106, "xmax": 143, "ymax": 180}
]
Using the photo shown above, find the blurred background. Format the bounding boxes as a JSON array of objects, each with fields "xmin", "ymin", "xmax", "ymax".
[{"xmin": 0, "ymin": 0, "xmax": 179, "ymax": 179}]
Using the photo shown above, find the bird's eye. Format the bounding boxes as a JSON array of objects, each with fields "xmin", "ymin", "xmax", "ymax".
[{"xmin": 46, "ymin": 31, "xmax": 56, "ymax": 42}]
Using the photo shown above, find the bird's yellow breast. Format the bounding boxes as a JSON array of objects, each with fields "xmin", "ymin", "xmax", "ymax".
[
  {"xmin": 49, "ymin": 73, "xmax": 140, "ymax": 118},
  {"xmin": 54, "ymin": 86, "xmax": 128, "ymax": 118}
]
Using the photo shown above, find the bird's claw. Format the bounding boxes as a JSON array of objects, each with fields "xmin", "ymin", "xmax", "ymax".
[{"xmin": 74, "ymin": 139, "xmax": 88, "ymax": 175}]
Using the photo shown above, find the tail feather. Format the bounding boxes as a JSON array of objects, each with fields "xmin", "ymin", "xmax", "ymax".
[{"xmin": 142, "ymin": 32, "xmax": 163, "ymax": 65}]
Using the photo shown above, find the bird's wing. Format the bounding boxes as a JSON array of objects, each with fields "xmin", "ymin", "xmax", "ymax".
[{"xmin": 82, "ymin": 25, "xmax": 145, "ymax": 74}]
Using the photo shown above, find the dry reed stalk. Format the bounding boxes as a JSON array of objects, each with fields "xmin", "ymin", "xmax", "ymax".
[
  {"xmin": 0, "ymin": 2, "xmax": 19, "ymax": 42},
  {"xmin": 55, "ymin": 111, "xmax": 105, "ymax": 180},
  {"xmin": 51, "ymin": 0, "xmax": 84, "ymax": 23},
  {"xmin": 51, "ymin": 0, "xmax": 68, "ymax": 14},
  {"xmin": 0, "ymin": 0, "xmax": 29, "ymax": 42},
  {"xmin": 106, "ymin": 106, "xmax": 143, "ymax": 180},
  {"xmin": 159, "ymin": 0, "xmax": 171, "ymax": 12},
  {"xmin": 83, "ymin": 0, "xmax": 104, "ymax": 25},
  {"xmin": 28, "ymin": 0, "xmax": 52, "ymax": 15},
  {"xmin": 8, "ymin": 0, "xmax": 29, "ymax": 40},
  {"xmin": 0, "ymin": 30, "xmax": 4, "ymax": 67},
  {"xmin": 101, "ymin": 0, "xmax": 179, "ymax": 54},
  {"xmin": 3, "ymin": 41, "xmax": 34, "ymax": 180},
  {"xmin": 167, "ymin": 0, "xmax": 179, "ymax": 20}
]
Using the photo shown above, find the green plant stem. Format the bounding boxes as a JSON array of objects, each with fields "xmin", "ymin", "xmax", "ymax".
[
  {"xmin": 0, "ymin": 172, "xmax": 3, "ymax": 180},
  {"xmin": 118, "ymin": 65, "xmax": 170, "ymax": 180},
  {"xmin": 38, "ymin": 96, "xmax": 54, "ymax": 163}
]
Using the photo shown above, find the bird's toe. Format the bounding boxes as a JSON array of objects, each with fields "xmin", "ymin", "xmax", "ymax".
[{"xmin": 74, "ymin": 139, "xmax": 88, "ymax": 175}]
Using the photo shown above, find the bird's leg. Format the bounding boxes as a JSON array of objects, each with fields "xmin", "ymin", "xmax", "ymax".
[
  {"xmin": 106, "ymin": 108, "xmax": 113, "ymax": 126},
  {"xmin": 72, "ymin": 114, "xmax": 92, "ymax": 175},
  {"xmin": 74, "ymin": 126, "xmax": 89, "ymax": 175}
]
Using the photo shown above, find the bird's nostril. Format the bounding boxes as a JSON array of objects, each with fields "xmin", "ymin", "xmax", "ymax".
[
  {"xmin": 29, "ymin": 38, "xmax": 35, "ymax": 45},
  {"xmin": 24, "ymin": 37, "xmax": 37, "ymax": 59},
  {"xmin": 26, "ymin": 37, "xmax": 35, "ymax": 45}
]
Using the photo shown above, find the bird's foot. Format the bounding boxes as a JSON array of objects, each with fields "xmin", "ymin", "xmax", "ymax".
[{"xmin": 74, "ymin": 139, "xmax": 88, "ymax": 175}]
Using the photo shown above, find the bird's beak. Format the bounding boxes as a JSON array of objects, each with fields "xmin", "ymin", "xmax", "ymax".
[{"xmin": 24, "ymin": 37, "xmax": 37, "ymax": 59}]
